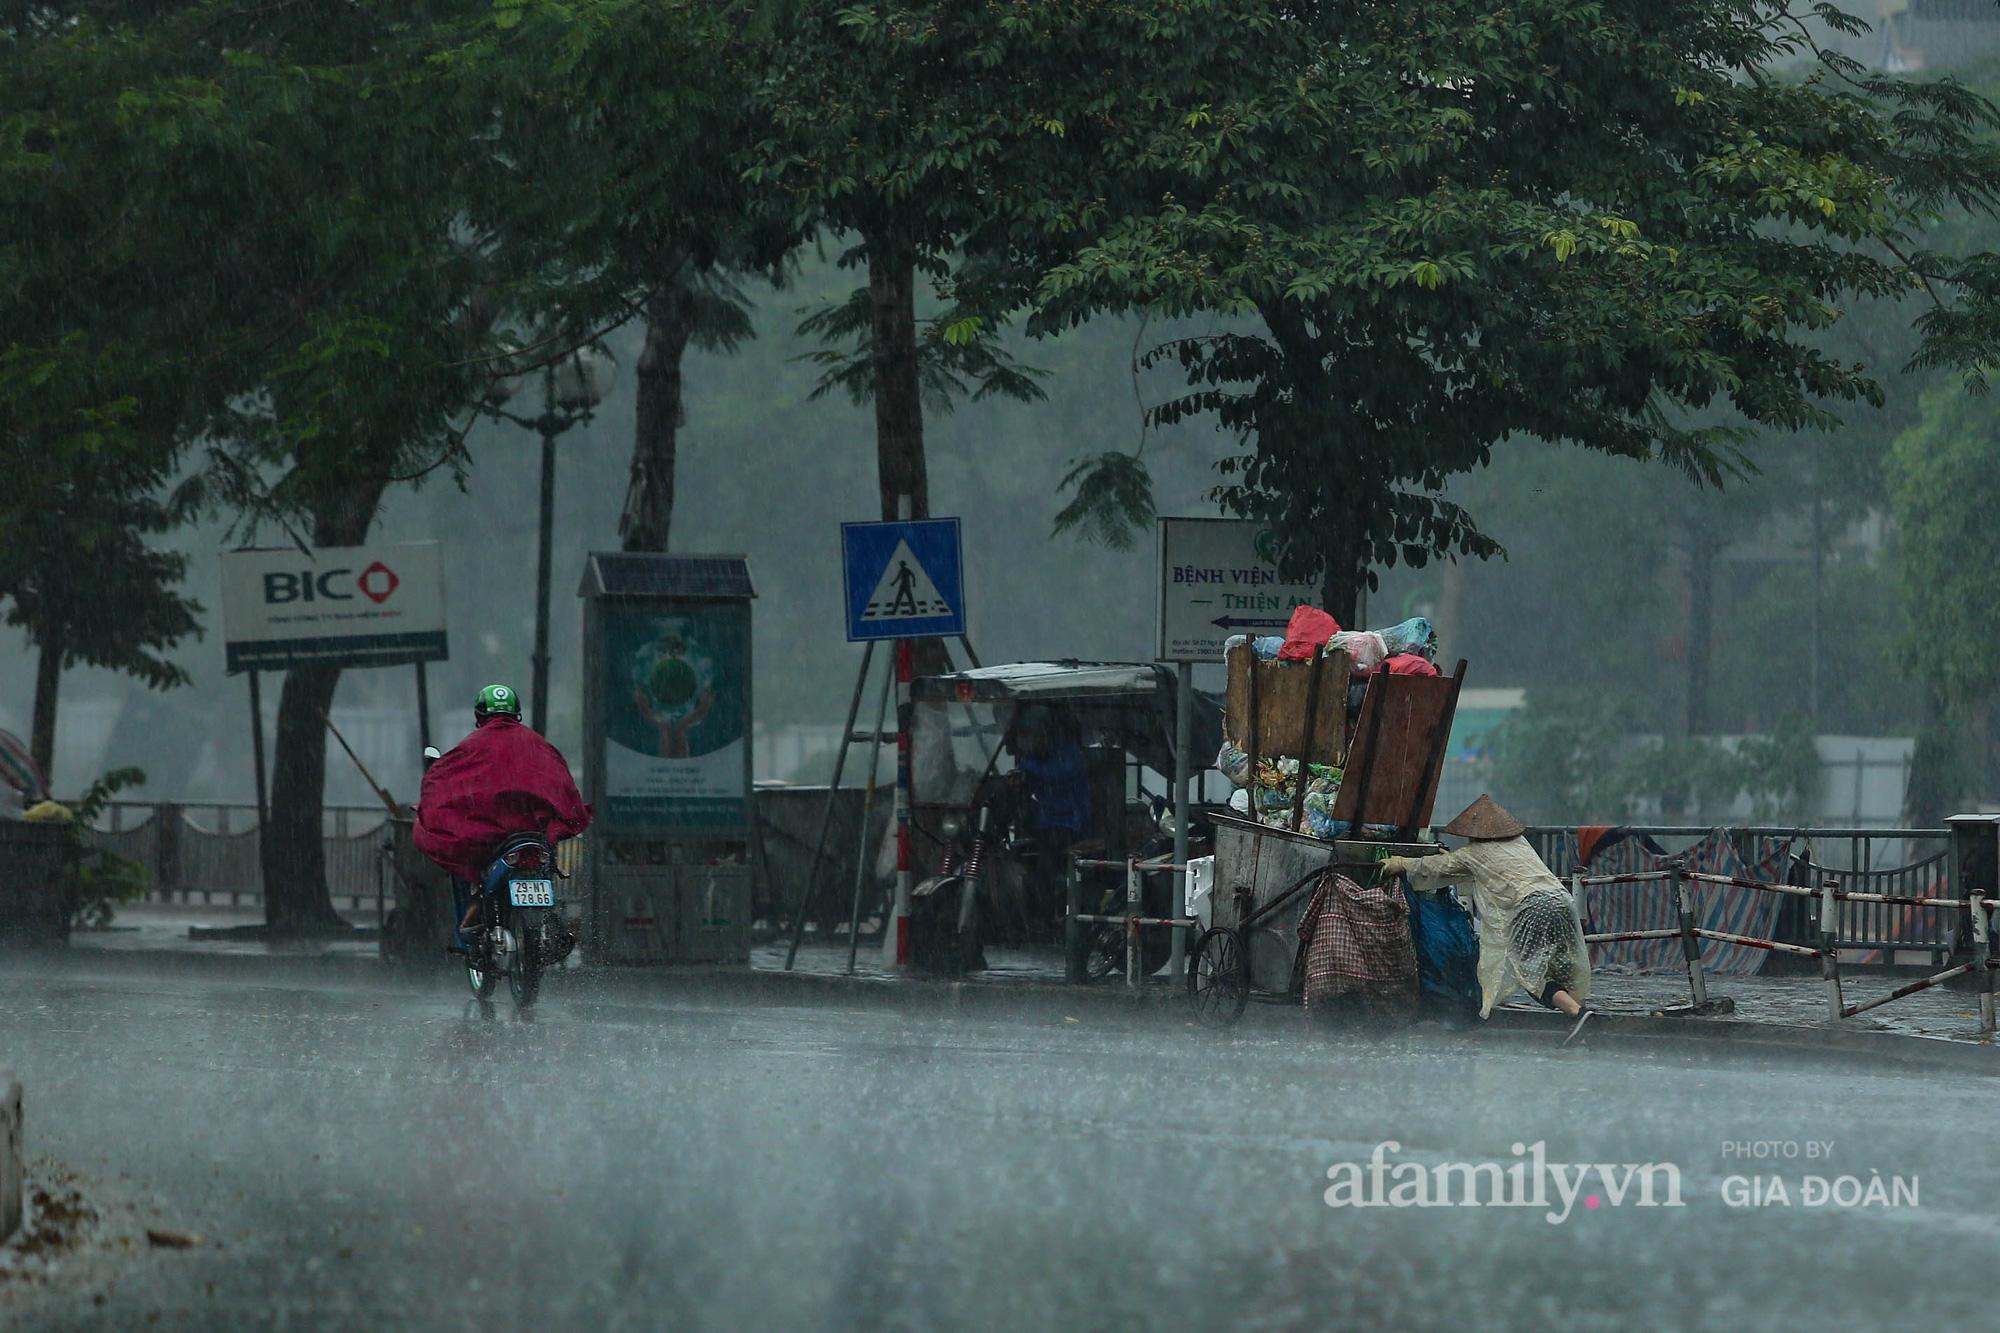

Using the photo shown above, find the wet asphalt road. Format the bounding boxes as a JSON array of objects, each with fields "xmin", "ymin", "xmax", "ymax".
[{"xmin": 1, "ymin": 960, "xmax": 1995, "ymax": 1331}]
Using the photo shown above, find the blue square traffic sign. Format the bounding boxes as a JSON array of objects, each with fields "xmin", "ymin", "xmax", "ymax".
[{"xmin": 841, "ymin": 519, "xmax": 965, "ymax": 642}]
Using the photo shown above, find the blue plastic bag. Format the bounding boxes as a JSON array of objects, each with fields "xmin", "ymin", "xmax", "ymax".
[{"xmin": 1403, "ymin": 884, "xmax": 1481, "ymax": 1022}]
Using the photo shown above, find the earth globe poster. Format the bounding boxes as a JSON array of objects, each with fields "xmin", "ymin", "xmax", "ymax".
[{"xmin": 602, "ymin": 602, "xmax": 749, "ymax": 828}]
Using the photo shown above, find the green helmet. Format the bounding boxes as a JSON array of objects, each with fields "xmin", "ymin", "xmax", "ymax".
[{"xmin": 475, "ymin": 682, "xmax": 521, "ymax": 720}]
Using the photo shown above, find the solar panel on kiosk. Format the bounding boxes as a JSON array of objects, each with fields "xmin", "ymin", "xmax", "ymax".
[{"xmin": 586, "ymin": 554, "xmax": 754, "ymax": 599}]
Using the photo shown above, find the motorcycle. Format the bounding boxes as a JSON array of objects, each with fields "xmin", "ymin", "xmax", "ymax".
[
  {"xmin": 911, "ymin": 781, "xmax": 1214, "ymax": 982},
  {"xmin": 909, "ymin": 805, "xmax": 994, "ymax": 979},
  {"xmin": 454, "ymin": 830, "xmax": 575, "ymax": 1007},
  {"xmin": 425, "ymin": 746, "xmax": 575, "ymax": 1008}
]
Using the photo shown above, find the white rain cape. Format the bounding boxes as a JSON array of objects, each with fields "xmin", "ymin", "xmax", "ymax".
[{"xmin": 1404, "ymin": 836, "xmax": 1591, "ymax": 1017}]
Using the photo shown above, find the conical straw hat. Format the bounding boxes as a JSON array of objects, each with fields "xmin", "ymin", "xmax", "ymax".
[{"xmin": 1440, "ymin": 794, "xmax": 1525, "ymax": 841}]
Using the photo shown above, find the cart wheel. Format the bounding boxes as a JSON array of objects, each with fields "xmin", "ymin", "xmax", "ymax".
[{"xmin": 1187, "ymin": 927, "xmax": 1249, "ymax": 1027}]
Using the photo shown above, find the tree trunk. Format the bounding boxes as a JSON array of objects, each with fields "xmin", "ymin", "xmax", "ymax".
[
  {"xmin": 261, "ymin": 465, "xmax": 392, "ymax": 935},
  {"xmin": 868, "ymin": 242, "xmax": 928, "ymax": 523},
  {"xmin": 1683, "ymin": 535, "xmax": 1714, "ymax": 739},
  {"xmin": 1315, "ymin": 497, "xmax": 1370, "ymax": 629},
  {"xmin": 621, "ymin": 285, "xmax": 697, "ymax": 553},
  {"xmin": 866, "ymin": 237, "xmax": 949, "ymax": 676},
  {"xmin": 1437, "ymin": 557, "xmax": 1466, "ymax": 665},
  {"xmin": 1904, "ymin": 679, "xmax": 1961, "ymax": 827},
  {"xmin": 30, "ymin": 630, "xmax": 62, "ymax": 784},
  {"xmin": 1317, "ymin": 555, "xmax": 1362, "ymax": 631},
  {"xmin": 264, "ymin": 662, "xmax": 349, "ymax": 932},
  {"xmin": 1261, "ymin": 301, "xmax": 1365, "ymax": 628}
]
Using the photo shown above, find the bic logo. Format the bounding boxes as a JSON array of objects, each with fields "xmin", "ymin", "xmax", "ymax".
[{"xmin": 264, "ymin": 560, "xmax": 401, "ymax": 606}]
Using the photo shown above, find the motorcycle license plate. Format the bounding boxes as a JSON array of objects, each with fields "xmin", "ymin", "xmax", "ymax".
[{"xmin": 509, "ymin": 878, "xmax": 555, "ymax": 908}]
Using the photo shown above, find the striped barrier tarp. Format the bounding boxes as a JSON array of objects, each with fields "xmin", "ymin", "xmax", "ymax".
[
  {"xmin": 1573, "ymin": 829, "xmax": 1793, "ymax": 976},
  {"xmin": 0, "ymin": 730, "xmax": 47, "ymax": 804}
]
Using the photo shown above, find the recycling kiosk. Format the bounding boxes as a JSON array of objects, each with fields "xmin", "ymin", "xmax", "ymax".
[{"xmin": 579, "ymin": 553, "xmax": 755, "ymax": 964}]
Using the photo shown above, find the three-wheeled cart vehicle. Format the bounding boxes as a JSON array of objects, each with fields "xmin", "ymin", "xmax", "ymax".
[
  {"xmin": 1185, "ymin": 640, "xmax": 1467, "ymax": 1025},
  {"xmin": 903, "ymin": 661, "xmax": 1222, "ymax": 978}
]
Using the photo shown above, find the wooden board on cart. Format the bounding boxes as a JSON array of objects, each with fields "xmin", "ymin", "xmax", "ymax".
[
  {"xmin": 1329, "ymin": 661, "xmax": 1467, "ymax": 833},
  {"xmin": 1209, "ymin": 812, "xmax": 1439, "ymax": 994},
  {"xmin": 1223, "ymin": 641, "xmax": 1351, "ymax": 766}
]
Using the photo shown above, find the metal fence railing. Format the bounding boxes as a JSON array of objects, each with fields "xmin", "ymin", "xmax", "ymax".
[
  {"xmin": 1570, "ymin": 860, "xmax": 1998, "ymax": 1033},
  {"xmin": 84, "ymin": 801, "xmax": 392, "ymax": 912},
  {"xmin": 81, "ymin": 791, "xmax": 860, "ymax": 921},
  {"xmin": 1528, "ymin": 824, "xmax": 1957, "ymax": 963}
]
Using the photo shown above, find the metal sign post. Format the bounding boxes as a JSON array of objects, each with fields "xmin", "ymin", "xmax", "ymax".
[
  {"xmin": 1171, "ymin": 660, "xmax": 1193, "ymax": 980},
  {"xmin": 841, "ymin": 514, "xmax": 966, "ymax": 967},
  {"xmin": 247, "ymin": 670, "xmax": 269, "ymax": 902},
  {"xmin": 415, "ymin": 661, "xmax": 433, "ymax": 752}
]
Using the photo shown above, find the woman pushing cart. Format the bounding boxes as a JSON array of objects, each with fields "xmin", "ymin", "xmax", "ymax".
[{"xmin": 1382, "ymin": 795, "xmax": 1595, "ymax": 1045}]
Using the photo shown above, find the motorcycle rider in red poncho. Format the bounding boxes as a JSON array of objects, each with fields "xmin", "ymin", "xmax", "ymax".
[{"xmin": 414, "ymin": 683, "xmax": 591, "ymax": 949}]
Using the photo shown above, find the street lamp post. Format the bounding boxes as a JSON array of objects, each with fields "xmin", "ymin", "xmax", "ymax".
[{"xmin": 488, "ymin": 346, "xmax": 617, "ymax": 734}]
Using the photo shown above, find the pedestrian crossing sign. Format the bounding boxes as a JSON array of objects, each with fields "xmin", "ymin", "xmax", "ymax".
[{"xmin": 840, "ymin": 518, "xmax": 965, "ymax": 641}]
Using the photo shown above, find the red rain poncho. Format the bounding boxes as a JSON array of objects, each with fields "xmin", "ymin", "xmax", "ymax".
[{"xmin": 412, "ymin": 716, "xmax": 591, "ymax": 881}]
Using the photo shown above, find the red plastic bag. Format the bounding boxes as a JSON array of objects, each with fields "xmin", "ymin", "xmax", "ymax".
[
  {"xmin": 1277, "ymin": 605, "xmax": 1341, "ymax": 661},
  {"xmin": 1380, "ymin": 653, "xmax": 1440, "ymax": 677}
]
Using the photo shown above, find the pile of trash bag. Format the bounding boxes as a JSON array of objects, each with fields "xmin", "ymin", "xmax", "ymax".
[
  {"xmin": 1215, "ymin": 611, "xmax": 1444, "ymax": 841},
  {"xmin": 1216, "ymin": 746, "xmax": 1351, "ymax": 838}
]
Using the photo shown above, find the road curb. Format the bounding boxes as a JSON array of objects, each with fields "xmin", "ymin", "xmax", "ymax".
[
  {"xmin": 29, "ymin": 947, "xmax": 383, "ymax": 988},
  {"xmin": 1485, "ymin": 1006, "xmax": 2000, "ymax": 1074},
  {"xmin": 23, "ymin": 945, "xmax": 2000, "ymax": 1072},
  {"xmin": 1, "ymin": 1070, "xmax": 20, "ymax": 1243},
  {"xmin": 562, "ymin": 960, "xmax": 1185, "ymax": 1024}
]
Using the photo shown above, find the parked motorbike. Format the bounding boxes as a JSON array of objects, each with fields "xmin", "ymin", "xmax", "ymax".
[
  {"xmin": 1076, "ymin": 795, "xmax": 1213, "ymax": 983},
  {"xmin": 909, "ymin": 805, "xmax": 993, "ymax": 978},
  {"xmin": 913, "ymin": 781, "xmax": 1214, "ymax": 983}
]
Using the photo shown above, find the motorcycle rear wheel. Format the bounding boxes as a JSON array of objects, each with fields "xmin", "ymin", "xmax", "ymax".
[{"xmin": 508, "ymin": 912, "xmax": 543, "ymax": 1008}]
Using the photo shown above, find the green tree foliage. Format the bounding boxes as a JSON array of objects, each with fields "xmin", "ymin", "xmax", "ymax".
[
  {"xmin": 4, "ymin": 2, "xmax": 527, "ymax": 929},
  {"xmin": 1887, "ymin": 379, "xmax": 2000, "ymax": 819},
  {"xmin": 0, "ymin": 437, "xmax": 201, "ymax": 778},
  {"xmin": 1490, "ymin": 694, "xmax": 1821, "ymax": 824},
  {"xmin": 60, "ymin": 766, "xmax": 152, "ymax": 929},
  {"xmin": 795, "ymin": 284, "xmax": 1048, "ymax": 415},
  {"xmin": 442, "ymin": 1, "xmax": 779, "ymax": 555},
  {"xmin": 1035, "ymin": 1, "xmax": 2000, "ymax": 625},
  {"xmin": 745, "ymin": 3, "xmax": 1098, "ymax": 522}
]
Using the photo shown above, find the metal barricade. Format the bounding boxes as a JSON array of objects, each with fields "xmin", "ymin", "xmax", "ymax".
[
  {"xmin": 1068, "ymin": 854, "xmax": 1197, "ymax": 988},
  {"xmin": 1573, "ymin": 862, "xmax": 1999, "ymax": 1033}
]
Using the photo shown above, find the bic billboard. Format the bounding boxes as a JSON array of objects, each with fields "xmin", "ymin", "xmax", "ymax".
[{"xmin": 221, "ymin": 542, "xmax": 448, "ymax": 673}]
